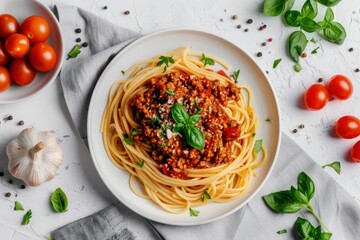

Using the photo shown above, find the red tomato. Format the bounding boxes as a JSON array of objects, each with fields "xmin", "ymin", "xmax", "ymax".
[
  {"xmin": 0, "ymin": 66, "xmax": 11, "ymax": 92},
  {"xmin": 351, "ymin": 140, "xmax": 360, "ymax": 163},
  {"xmin": 0, "ymin": 14, "xmax": 20, "ymax": 40},
  {"xmin": 20, "ymin": 16, "xmax": 50, "ymax": 45},
  {"xmin": 223, "ymin": 127, "xmax": 240, "ymax": 140},
  {"xmin": 336, "ymin": 116, "xmax": 360, "ymax": 139},
  {"xmin": 5, "ymin": 33, "xmax": 30, "ymax": 58},
  {"xmin": 217, "ymin": 70, "xmax": 230, "ymax": 79},
  {"xmin": 327, "ymin": 75, "xmax": 353, "ymax": 100},
  {"xmin": 29, "ymin": 43, "xmax": 57, "ymax": 72},
  {"xmin": 0, "ymin": 41, "xmax": 10, "ymax": 65},
  {"xmin": 202, "ymin": 88, "xmax": 212, "ymax": 97},
  {"xmin": 304, "ymin": 84, "xmax": 329, "ymax": 111},
  {"xmin": 10, "ymin": 59, "xmax": 37, "ymax": 86}
]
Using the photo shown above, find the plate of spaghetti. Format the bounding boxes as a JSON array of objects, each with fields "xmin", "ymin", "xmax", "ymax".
[{"xmin": 87, "ymin": 29, "xmax": 281, "ymax": 225}]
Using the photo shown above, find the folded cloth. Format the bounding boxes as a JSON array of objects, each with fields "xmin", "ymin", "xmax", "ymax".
[{"xmin": 53, "ymin": 4, "xmax": 360, "ymax": 240}]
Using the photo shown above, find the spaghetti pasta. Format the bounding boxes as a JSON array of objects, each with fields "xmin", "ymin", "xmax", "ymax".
[{"xmin": 101, "ymin": 47, "xmax": 265, "ymax": 214}]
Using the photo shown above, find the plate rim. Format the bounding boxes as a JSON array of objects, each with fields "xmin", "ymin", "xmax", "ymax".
[
  {"xmin": 0, "ymin": 0, "xmax": 65, "ymax": 104},
  {"xmin": 87, "ymin": 27, "xmax": 282, "ymax": 226}
]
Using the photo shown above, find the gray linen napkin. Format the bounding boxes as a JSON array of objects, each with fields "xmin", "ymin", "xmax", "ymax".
[{"xmin": 53, "ymin": 4, "xmax": 360, "ymax": 240}]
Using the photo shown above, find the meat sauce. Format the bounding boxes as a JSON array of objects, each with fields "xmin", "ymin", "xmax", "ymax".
[{"xmin": 131, "ymin": 71, "xmax": 241, "ymax": 178}]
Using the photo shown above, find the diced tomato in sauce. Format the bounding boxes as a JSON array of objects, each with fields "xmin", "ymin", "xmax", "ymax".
[
  {"xmin": 217, "ymin": 70, "xmax": 230, "ymax": 79},
  {"xmin": 223, "ymin": 127, "xmax": 240, "ymax": 140}
]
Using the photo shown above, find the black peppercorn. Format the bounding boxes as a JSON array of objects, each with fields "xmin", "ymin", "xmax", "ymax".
[
  {"xmin": 247, "ymin": 19, "xmax": 253, "ymax": 24},
  {"xmin": 349, "ymin": 48, "xmax": 353, "ymax": 52},
  {"xmin": 292, "ymin": 129, "xmax": 298, "ymax": 133},
  {"xmin": 5, "ymin": 192, "xmax": 11, "ymax": 198},
  {"xmin": 103, "ymin": 6, "xmax": 108, "ymax": 10},
  {"xmin": 262, "ymin": 42, "xmax": 267, "ymax": 46},
  {"xmin": 244, "ymin": 28, "xmax": 249, "ymax": 32},
  {"xmin": 75, "ymin": 28, "xmax": 81, "ymax": 33},
  {"xmin": 232, "ymin": 15, "xmax": 238, "ymax": 20},
  {"xmin": 7, "ymin": 115, "xmax": 13, "ymax": 120},
  {"xmin": 82, "ymin": 42, "xmax": 89, "ymax": 48},
  {"xmin": 21, "ymin": 185, "xmax": 26, "ymax": 189},
  {"xmin": 18, "ymin": 120, "xmax": 24, "ymax": 126},
  {"xmin": 0, "ymin": 172, "xmax": 3, "ymax": 177},
  {"xmin": 318, "ymin": 78, "xmax": 323, "ymax": 82},
  {"xmin": 237, "ymin": 25, "xmax": 241, "ymax": 29},
  {"xmin": 8, "ymin": 179, "xmax": 13, "ymax": 184},
  {"xmin": 355, "ymin": 68, "xmax": 360, "ymax": 73},
  {"xmin": 257, "ymin": 52, "xmax": 262, "ymax": 57},
  {"xmin": 124, "ymin": 10, "xmax": 130, "ymax": 15},
  {"xmin": 76, "ymin": 38, "xmax": 81, "ymax": 43}
]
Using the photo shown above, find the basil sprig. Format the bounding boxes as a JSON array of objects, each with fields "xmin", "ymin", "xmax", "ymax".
[
  {"xmin": 318, "ymin": 8, "xmax": 346, "ymax": 44},
  {"xmin": 288, "ymin": 31, "xmax": 308, "ymax": 62},
  {"xmin": 50, "ymin": 188, "xmax": 69, "ymax": 213},
  {"xmin": 263, "ymin": 172, "xmax": 331, "ymax": 234},
  {"xmin": 171, "ymin": 103, "xmax": 205, "ymax": 150},
  {"xmin": 295, "ymin": 217, "xmax": 332, "ymax": 240}
]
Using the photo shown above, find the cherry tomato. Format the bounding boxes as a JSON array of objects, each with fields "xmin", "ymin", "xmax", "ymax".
[
  {"xmin": 10, "ymin": 59, "xmax": 36, "ymax": 86},
  {"xmin": 0, "ymin": 41, "xmax": 10, "ymax": 65},
  {"xmin": 304, "ymin": 84, "xmax": 329, "ymax": 111},
  {"xmin": 223, "ymin": 127, "xmax": 240, "ymax": 140},
  {"xmin": 29, "ymin": 43, "xmax": 57, "ymax": 72},
  {"xmin": 5, "ymin": 33, "xmax": 30, "ymax": 58},
  {"xmin": 336, "ymin": 116, "xmax": 360, "ymax": 139},
  {"xmin": 327, "ymin": 75, "xmax": 353, "ymax": 100},
  {"xmin": 351, "ymin": 140, "xmax": 360, "ymax": 163},
  {"xmin": 20, "ymin": 16, "xmax": 50, "ymax": 45},
  {"xmin": 0, "ymin": 66, "xmax": 11, "ymax": 92},
  {"xmin": 0, "ymin": 14, "xmax": 20, "ymax": 40}
]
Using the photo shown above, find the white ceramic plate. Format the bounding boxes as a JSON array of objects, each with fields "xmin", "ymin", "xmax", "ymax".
[
  {"xmin": 88, "ymin": 29, "xmax": 281, "ymax": 225},
  {"xmin": 0, "ymin": 0, "xmax": 64, "ymax": 104}
]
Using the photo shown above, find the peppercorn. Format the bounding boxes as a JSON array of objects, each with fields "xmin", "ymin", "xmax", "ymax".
[
  {"xmin": 257, "ymin": 52, "xmax": 262, "ymax": 57},
  {"xmin": 244, "ymin": 28, "xmax": 249, "ymax": 32},
  {"xmin": 8, "ymin": 179, "xmax": 13, "ymax": 184},
  {"xmin": 76, "ymin": 38, "xmax": 81, "ymax": 43},
  {"xmin": 75, "ymin": 28, "xmax": 81, "ymax": 33},
  {"xmin": 301, "ymin": 52, "xmax": 307, "ymax": 58},
  {"xmin": 349, "ymin": 48, "xmax": 353, "ymax": 52},
  {"xmin": 7, "ymin": 115, "xmax": 13, "ymax": 120},
  {"xmin": 82, "ymin": 42, "xmax": 89, "ymax": 48},
  {"xmin": 292, "ymin": 129, "xmax": 298, "ymax": 133},
  {"xmin": 21, "ymin": 185, "xmax": 26, "ymax": 189},
  {"xmin": 262, "ymin": 42, "xmax": 267, "ymax": 46},
  {"xmin": 247, "ymin": 19, "xmax": 253, "ymax": 24},
  {"xmin": 355, "ymin": 68, "xmax": 360, "ymax": 73},
  {"xmin": 299, "ymin": 124, "xmax": 305, "ymax": 129},
  {"xmin": 124, "ymin": 10, "xmax": 130, "ymax": 15},
  {"xmin": 232, "ymin": 15, "xmax": 238, "ymax": 20},
  {"xmin": 103, "ymin": 6, "xmax": 108, "ymax": 10},
  {"xmin": 268, "ymin": 38, "xmax": 273, "ymax": 42},
  {"xmin": 5, "ymin": 192, "xmax": 11, "ymax": 198},
  {"xmin": 220, "ymin": 18, "xmax": 224, "ymax": 22},
  {"xmin": 237, "ymin": 24, "xmax": 241, "ymax": 29},
  {"xmin": 265, "ymin": 71, "xmax": 269, "ymax": 74},
  {"xmin": 0, "ymin": 172, "xmax": 4, "ymax": 177},
  {"xmin": 18, "ymin": 120, "xmax": 24, "ymax": 126},
  {"xmin": 318, "ymin": 78, "xmax": 323, "ymax": 82}
]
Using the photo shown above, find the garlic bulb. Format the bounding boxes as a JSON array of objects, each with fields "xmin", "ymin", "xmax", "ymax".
[{"xmin": 6, "ymin": 128, "xmax": 64, "ymax": 186}]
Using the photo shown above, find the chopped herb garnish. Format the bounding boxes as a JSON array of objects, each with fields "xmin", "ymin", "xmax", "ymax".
[
  {"xmin": 67, "ymin": 44, "xmax": 82, "ymax": 59},
  {"xmin": 310, "ymin": 38, "xmax": 318, "ymax": 43},
  {"xmin": 136, "ymin": 159, "xmax": 145, "ymax": 168},
  {"xmin": 161, "ymin": 124, "xmax": 169, "ymax": 130},
  {"xmin": 230, "ymin": 69, "xmax": 240, "ymax": 83},
  {"xmin": 157, "ymin": 56, "xmax": 175, "ymax": 72},
  {"xmin": 165, "ymin": 89, "xmax": 177, "ymax": 96},
  {"xmin": 277, "ymin": 229, "xmax": 287, "ymax": 234},
  {"xmin": 273, "ymin": 58, "xmax": 282, "ymax": 69},
  {"xmin": 265, "ymin": 117, "xmax": 272, "ymax": 123},
  {"xmin": 251, "ymin": 133, "xmax": 256, "ymax": 137},
  {"xmin": 311, "ymin": 47, "xmax": 320, "ymax": 54},
  {"xmin": 253, "ymin": 139, "xmax": 263, "ymax": 154},
  {"xmin": 200, "ymin": 188, "xmax": 211, "ymax": 202},
  {"xmin": 200, "ymin": 53, "xmax": 215, "ymax": 67},
  {"xmin": 161, "ymin": 143, "xmax": 166, "ymax": 148},
  {"xmin": 294, "ymin": 63, "xmax": 302, "ymax": 72},
  {"xmin": 189, "ymin": 208, "xmax": 200, "ymax": 217},
  {"xmin": 322, "ymin": 161, "xmax": 341, "ymax": 174},
  {"xmin": 131, "ymin": 128, "xmax": 137, "ymax": 137},
  {"xmin": 194, "ymin": 99, "xmax": 202, "ymax": 113},
  {"xmin": 14, "ymin": 201, "xmax": 24, "ymax": 211},
  {"xmin": 121, "ymin": 70, "xmax": 125, "ymax": 75},
  {"xmin": 22, "ymin": 209, "xmax": 32, "ymax": 225},
  {"xmin": 122, "ymin": 134, "xmax": 134, "ymax": 145},
  {"xmin": 150, "ymin": 117, "xmax": 162, "ymax": 125}
]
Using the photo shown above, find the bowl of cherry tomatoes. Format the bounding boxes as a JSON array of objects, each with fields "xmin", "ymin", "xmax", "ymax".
[{"xmin": 0, "ymin": 0, "xmax": 64, "ymax": 104}]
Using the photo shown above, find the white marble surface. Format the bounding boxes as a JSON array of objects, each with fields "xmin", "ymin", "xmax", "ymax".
[{"xmin": 0, "ymin": 0, "xmax": 359, "ymax": 239}]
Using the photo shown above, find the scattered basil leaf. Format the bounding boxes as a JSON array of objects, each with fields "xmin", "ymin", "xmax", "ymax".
[
  {"xmin": 288, "ymin": 31, "xmax": 308, "ymax": 62},
  {"xmin": 300, "ymin": 18, "xmax": 321, "ymax": 33},
  {"xmin": 253, "ymin": 139, "xmax": 263, "ymax": 154},
  {"xmin": 184, "ymin": 125, "xmax": 205, "ymax": 150},
  {"xmin": 323, "ymin": 22, "xmax": 346, "ymax": 44},
  {"xmin": 131, "ymin": 128, "xmax": 137, "ymax": 137},
  {"xmin": 284, "ymin": 10, "xmax": 301, "ymax": 27},
  {"xmin": 295, "ymin": 217, "xmax": 332, "ymax": 240},
  {"xmin": 315, "ymin": 0, "xmax": 341, "ymax": 7},
  {"xmin": 189, "ymin": 208, "xmax": 200, "ymax": 217},
  {"xmin": 322, "ymin": 161, "xmax": 341, "ymax": 174},
  {"xmin": 173, "ymin": 123, "xmax": 185, "ymax": 133},
  {"xmin": 136, "ymin": 159, "xmax": 145, "ymax": 168},
  {"xmin": 14, "ymin": 201, "xmax": 24, "ymax": 211},
  {"xmin": 121, "ymin": 70, "xmax": 125, "ymax": 75},
  {"xmin": 200, "ymin": 53, "xmax": 215, "ymax": 67},
  {"xmin": 264, "ymin": 0, "xmax": 295, "ymax": 16},
  {"xmin": 310, "ymin": 37, "xmax": 318, "ymax": 43},
  {"xmin": 67, "ymin": 45, "xmax": 82, "ymax": 59},
  {"xmin": 230, "ymin": 69, "xmax": 240, "ymax": 83},
  {"xmin": 157, "ymin": 56, "xmax": 175, "ymax": 72},
  {"xmin": 122, "ymin": 134, "xmax": 134, "ymax": 145},
  {"xmin": 273, "ymin": 58, "xmax": 282, "ymax": 69},
  {"xmin": 263, "ymin": 190, "xmax": 303, "ymax": 213},
  {"xmin": 50, "ymin": 188, "xmax": 68, "ymax": 213},
  {"xmin": 297, "ymin": 172, "xmax": 315, "ymax": 202},
  {"xmin": 188, "ymin": 114, "xmax": 201, "ymax": 125},
  {"xmin": 294, "ymin": 63, "xmax": 302, "ymax": 72},
  {"xmin": 165, "ymin": 89, "xmax": 177, "ymax": 96},
  {"xmin": 301, "ymin": 0, "xmax": 318, "ymax": 19},
  {"xmin": 171, "ymin": 103, "xmax": 190, "ymax": 123},
  {"xmin": 311, "ymin": 47, "xmax": 320, "ymax": 54},
  {"xmin": 277, "ymin": 229, "xmax": 287, "ymax": 234},
  {"xmin": 22, "ymin": 209, "xmax": 32, "ymax": 225},
  {"xmin": 194, "ymin": 99, "xmax": 202, "ymax": 113},
  {"xmin": 150, "ymin": 117, "xmax": 162, "ymax": 125}
]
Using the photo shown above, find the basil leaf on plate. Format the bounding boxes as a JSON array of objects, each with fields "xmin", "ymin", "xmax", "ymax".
[
  {"xmin": 171, "ymin": 103, "xmax": 189, "ymax": 123},
  {"xmin": 253, "ymin": 139, "xmax": 263, "ymax": 154},
  {"xmin": 173, "ymin": 123, "xmax": 184, "ymax": 133},
  {"xmin": 284, "ymin": 10, "xmax": 301, "ymax": 27},
  {"xmin": 263, "ymin": 190, "xmax": 303, "ymax": 213},
  {"xmin": 188, "ymin": 114, "xmax": 201, "ymax": 125},
  {"xmin": 288, "ymin": 31, "xmax": 308, "ymax": 62},
  {"xmin": 184, "ymin": 125, "xmax": 205, "ymax": 150},
  {"xmin": 50, "ymin": 188, "xmax": 68, "ymax": 213},
  {"xmin": 264, "ymin": 0, "xmax": 295, "ymax": 16}
]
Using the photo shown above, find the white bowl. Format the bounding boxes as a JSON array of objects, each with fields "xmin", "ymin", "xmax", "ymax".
[{"xmin": 0, "ymin": 0, "xmax": 64, "ymax": 104}]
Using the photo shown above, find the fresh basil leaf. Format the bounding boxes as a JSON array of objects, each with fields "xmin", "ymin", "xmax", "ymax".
[
  {"xmin": 173, "ymin": 123, "xmax": 184, "ymax": 133},
  {"xmin": 310, "ymin": 37, "xmax": 318, "ymax": 43},
  {"xmin": 300, "ymin": 18, "xmax": 321, "ymax": 33},
  {"xmin": 311, "ymin": 47, "xmax": 320, "ymax": 54},
  {"xmin": 295, "ymin": 217, "xmax": 315, "ymax": 238},
  {"xmin": 188, "ymin": 114, "xmax": 201, "ymax": 125},
  {"xmin": 320, "ymin": 232, "xmax": 333, "ymax": 240},
  {"xmin": 264, "ymin": 0, "xmax": 295, "ymax": 16},
  {"xmin": 50, "ymin": 188, "xmax": 68, "ymax": 213},
  {"xmin": 315, "ymin": 0, "xmax": 341, "ymax": 7},
  {"xmin": 201, "ymin": 188, "xmax": 211, "ymax": 202},
  {"xmin": 323, "ymin": 22, "xmax": 346, "ymax": 44},
  {"xmin": 312, "ymin": 226, "xmax": 322, "ymax": 238},
  {"xmin": 284, "ymin": 10, "xmax": 301, "ymax": 27},
  {"xmin": 263, "ymin": 190, "xmax": 303, "ymax": 213},
  {"xmin": 273, "ymin": 58, "xmax": 282, "ymax": 69},
  {"xmin": 288, "ymin": 31, "xmax": 308, "ymax": 62},
  {"xmin": 171, "ymin": 103, "xmax": 189, "ymax": 123},
  {"xmin": 136, "ymin": 159, "xmax": 145, "ymax": 168},
  {"xmin": 194, "ymin": 99, "xmax": 202, "ymax": 113},
  {"xmin": 322, "ymin": 161, "xmax": 341, "ymax": 174},
  {"xmin": 297, "ymin": 172, "xmax": 315, "ymax": 201},
  {"xmin": 324, "ymin": 7, "xmax": 334, "ymax": 22},
  {"xmin": 22, "ymin": 209, "xmax": 32, "ymax": 225},
  {"xmin": 184, "ymin": 125, "xmax": 205, "ymax": 150},
  {"xmin": 200, "ymin": 53, "xmax": 215, "ymax": 67},
  {"xmin": 294, "ymin": 63, "xmax": 302, "ymax": 72},
  {"xmin": 230, "ymin": 69, "xmax": 240, "ymax": 83},
  {"xmin": 122, "ymin": 134, "xmax": 134, "ymax": 145},
  {"xmin": 277, "ymin": 229, "xmax": 287, "ymax": 234},
  {"xmin": 68, "ymin": 44, "xmax": 82, "ymax": 59},
  {"xmin": 14, "ymin": 201, "xmax": 24, "ymax": 211},
  {"xmin": 189, "ymin": 208, "xmax": 200, "ymax": 217},
  {"xmin": 253, "ymin": 139, "xmax": 263, "ymax": 154},
  {"xmin": 290, "ymin": 186, "xmax": 309, "ymax": 205},
  {"xmin": 301, "ymin": 0, "xmax": 318, "ymax": 19}
]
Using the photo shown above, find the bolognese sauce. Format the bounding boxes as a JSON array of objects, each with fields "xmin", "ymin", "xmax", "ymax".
[{"xmin": 131, "ymin": 71, "xmax": 242, "ymax": 178}]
